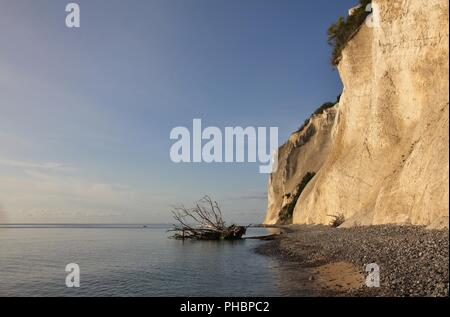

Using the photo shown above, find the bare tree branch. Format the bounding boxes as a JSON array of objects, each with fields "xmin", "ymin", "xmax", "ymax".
[{"xmin": 169, "ymin": 196, "xmax": 247, "ymax": 240}]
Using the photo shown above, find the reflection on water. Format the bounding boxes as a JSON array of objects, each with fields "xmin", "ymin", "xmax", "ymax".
[{"xmin": 0, "ymin": 226, "xmax": 315, "ymax": 296}]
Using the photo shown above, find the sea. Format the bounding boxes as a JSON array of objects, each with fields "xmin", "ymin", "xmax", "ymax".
[{"xmin": 0, "ymin": 224, "xmax": 314, "ymax": 297}]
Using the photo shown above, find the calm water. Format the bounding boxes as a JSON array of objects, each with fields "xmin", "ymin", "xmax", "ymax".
[{"xmin": 0, "ymin": 225, "xmax": 314, "ymax": 297}]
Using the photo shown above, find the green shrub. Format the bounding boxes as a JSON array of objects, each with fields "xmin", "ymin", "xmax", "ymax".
[
  {"xmin": 295, "ymin": 98, "xmax": 338, "ymax": 135},
  {"xmin": 295, "ymin": 118, "xmax": 310, "ymax": 134},
  {"xmin": 298, "ymin": 172, "xmax": 316, "ymax": 194},
  {"xmin": 313, "ymin": 102, "xmax": 335, "ymax": 116},
  {"xmin": 278, "ymin": 172, "xmax": 316, "ymax": 224},
  {"xmin": 278, "ymin": 200, "xmax": 297, "ymax": 224},
  {"xmin": 327, "ymin": 0, "xmax": 372, "ymax": 65}
]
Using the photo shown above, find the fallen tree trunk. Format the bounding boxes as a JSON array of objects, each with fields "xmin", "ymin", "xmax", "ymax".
[{"xmin": 169, "ymin": 196, "xmax": 248, "ymax": 240}]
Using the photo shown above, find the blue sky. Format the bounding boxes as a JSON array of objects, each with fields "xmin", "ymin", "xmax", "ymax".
[{"xmin": 0, "ymin": 0, "xmax": 357, "ymax": 223}]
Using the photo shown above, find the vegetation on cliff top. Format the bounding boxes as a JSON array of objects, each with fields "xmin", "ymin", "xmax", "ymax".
[
  {"xmin": 295, "ymin": 94, "xmax": 341, "ymax": 134},
  {"xmin": 327, "ymin": 0, "xmax": 372, "ymax": 65}
]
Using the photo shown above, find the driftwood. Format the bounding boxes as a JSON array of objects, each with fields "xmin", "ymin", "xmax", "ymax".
[{"xmin": 169, "ymin": 196, "xmax": 247, "ymax": 240}]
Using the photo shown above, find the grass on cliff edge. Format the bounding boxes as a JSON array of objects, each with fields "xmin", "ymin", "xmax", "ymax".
[
  {"xmin": 296, "ymin": 94, "xmax": 341, "ymax": 134},
  {"xmin": 327, "ymin": 0, "xmax": 372, "ymax": 66}
]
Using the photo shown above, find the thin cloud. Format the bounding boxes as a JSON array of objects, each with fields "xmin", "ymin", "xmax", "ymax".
[
  {"xmin": 0, "ymin": 158, "xmax": 70, "ymax": 171},
  {"xmin": 233, "ymin": 192, "xmax": 268, "ymax": 200},
  {"xmin": 0, "ymin": 156, "xmax": 139, "ymax": 222},
  {"xmin": 0, "ymin": 170, "xmax": 137, "ymax": 222}
]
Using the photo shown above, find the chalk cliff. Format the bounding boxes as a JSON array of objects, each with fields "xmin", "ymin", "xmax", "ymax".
[{"xmin": 265, "ymin": 0, "xmax": 449, "ymax": 228}]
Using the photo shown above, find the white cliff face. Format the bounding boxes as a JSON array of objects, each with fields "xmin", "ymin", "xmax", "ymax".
[
  {"xmin": 264, "ymin": 108, "xmax": 337, "ymax": 224},
  {"xmin": 265, "ymin": 0, "xmax": 449, "ymax": 228}
]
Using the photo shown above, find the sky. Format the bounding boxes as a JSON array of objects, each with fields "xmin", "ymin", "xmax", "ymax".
[{"xmin": 0, "ymin": 0, "xmax": 358, "ymax": 224}]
